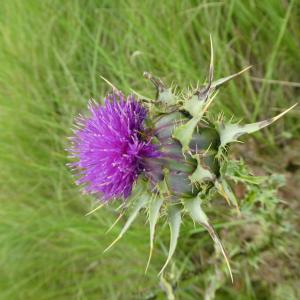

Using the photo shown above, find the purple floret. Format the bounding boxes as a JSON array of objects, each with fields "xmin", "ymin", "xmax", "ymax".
[{"xmin": 68, "ymin": 92, "xmax": 159, "ymax": 200}]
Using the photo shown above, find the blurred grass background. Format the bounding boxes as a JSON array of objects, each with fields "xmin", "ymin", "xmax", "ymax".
[{"xmin": 0, "ymin": 0, "xmax": 299, "ymax": 299}]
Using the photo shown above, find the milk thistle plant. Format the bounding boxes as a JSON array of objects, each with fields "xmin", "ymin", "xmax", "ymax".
[{"xmin": 68, "ymin": 40, "xmax": 295, "ymax": 281}]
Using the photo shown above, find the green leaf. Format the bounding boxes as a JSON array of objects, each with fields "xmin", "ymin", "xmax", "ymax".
[
  {"xmin": 172, "ymin": 116, "xmax": 200, "ymax": 152},
  {"xmin": 145, "ymin": 196, "xmax": 164, "ymax": 273},
  {"xmin": 159, "ymin": 204, "xmax": 182, "ymax": 275},
  {"xmin": 159, "ymin": 88, "xmax": 177, "ymax": 105},
  {"xmin": 184, "ymin": 196, "xmax": 209, "ymax": 224},
  {"xmin": 182, "ymin": 95, "xmax": 206, "ymax": 117},
  {"xmin": 143, "ymin": 72, "xmax": 177, "ymax": 105},
  {"xmin": 104, "ymin": 192, "xmax": 149, "ymax": 252},
  {"xmin": 181, "ymin": 35, "xmax": 214, "ymax": 118},
  {"xmin": 211, "ymin": 66, "xmax": 252, "ymax": 90},
  {"xmin": 219, "ymin": 104, "xmax": 297, "ymax": 147},
  {"xmin": 222, "ymin": 159, "xmax": 266, "ymax": 185},
  {"xmin": 160, "ymin": 275, "xmax": 176, "ymax": 300},
  {"xmin": 215, "ymin": 179, "xmax": 239, "ymax": 209},
  {"xmin": 189, "ymin": 154, "xmax": 216, "ymax": 184},
  {"xmin": 185, "ymin": 196, "xmax": 233, "ymax": 282},
  {"xmin": 173, "ymin": 92, "xmax": 219, "ymax": 152}
]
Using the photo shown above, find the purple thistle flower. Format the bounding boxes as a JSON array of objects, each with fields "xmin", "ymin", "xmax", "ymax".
[{"xmin": 68, "ymin": 92, "xmax": 159, "ymax": 201}]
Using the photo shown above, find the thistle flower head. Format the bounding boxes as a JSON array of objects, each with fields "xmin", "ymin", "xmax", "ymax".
[
  {"xmin": 68, "ymin": 39, "xmax": 296, "ymax": 279},
  {"xmin": 69, "ymin": 92, "xmax": 159, "ymax": 200}
]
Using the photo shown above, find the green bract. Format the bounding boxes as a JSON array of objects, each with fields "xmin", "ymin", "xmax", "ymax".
[{"xmin": 100, "ymin": 39, "xmax": 295, "ymax": 280}]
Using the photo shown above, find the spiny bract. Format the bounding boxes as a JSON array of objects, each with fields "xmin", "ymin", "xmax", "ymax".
[{"xmin": 68, "ymin": 39, "xmax": 295, "ymax": 281}]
